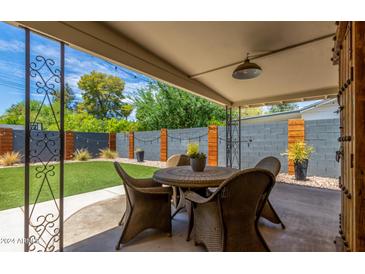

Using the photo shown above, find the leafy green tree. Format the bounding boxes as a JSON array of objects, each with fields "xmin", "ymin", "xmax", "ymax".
[
  {"xmin": 133, "ymin": 81, "xmax": 226, "ymax": 130},
  {"xmin": 269, "ymin": 103, "xmax": 298, "ymax": 113},
  {"xmin": 52, "ymin": 83, "xmax": 77, "ymax": 110},
  {"xmin": 77, "ymin": 71, "xmax": 132, "ymax": 119}
]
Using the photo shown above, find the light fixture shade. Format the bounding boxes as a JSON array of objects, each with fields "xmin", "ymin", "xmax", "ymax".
[{"xmin": 232, "ymin": 59, "xmax": 262, "ymax": 80}]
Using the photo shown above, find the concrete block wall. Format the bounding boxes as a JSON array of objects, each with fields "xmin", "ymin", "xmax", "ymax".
[
  {"xmin": 133, "ymin": 130, "xmax": 161, "ymax": 161},
  {"xmin": 167, "ymin": 127, "xmax": 208, "ymax": 159},
  {"xmin": 116, "ymin": 132, "xmax": 129, "ymax": 158},
  {"xmin": 241, "ymin": 121, "xmax": 288, "ymax": 171},
  {"xmin": 218, "ymin": 121, "xmax": 288, "ymax": 171},
  {"xmin": 305, "ymin": 119, "xmax": 340, "ymax": 177},
  {"xmin": 13, "ymin": 130, "xmax": 61, "ymax": 163},
  {"xmin": 74, "ymin": 132, "xmax": 109, "ymax": 158}
]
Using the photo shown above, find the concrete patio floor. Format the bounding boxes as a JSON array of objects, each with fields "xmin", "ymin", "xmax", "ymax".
[{"xmin": 65, "ymin": 183, "xmax": 341, "ymax": 252}]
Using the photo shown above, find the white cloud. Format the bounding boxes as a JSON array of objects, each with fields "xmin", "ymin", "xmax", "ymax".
[{"xmin": 0, "ymin": 39, "xmax": 24, "ymax": 53}]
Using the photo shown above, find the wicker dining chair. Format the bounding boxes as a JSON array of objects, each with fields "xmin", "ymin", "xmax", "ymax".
[
  {"xmin": 113, "ymin": 162, "xmax": 172, "ymax": 250},
  {"xmin": 185, "ymin": 168, "xmax": 275, "ymax": 252},
  {"xmin": 166, "ymin": 154, "xmax": 190, "ymax": 208},
  {"xmin": 255, "ymin": 156, "xmax": 285, "ymax": 229}
]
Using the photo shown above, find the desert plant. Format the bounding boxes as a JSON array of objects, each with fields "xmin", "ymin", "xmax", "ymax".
[
  {"xmin": 99, "ymin": 148, "xmax": 118, "ymax": 159},
  {"xmin": 186, "ymin": 143, "xmax": 206, "ymax": 159},
  {"xmin": 284, "ymin": 142, "xmax": 315, "ymax": 163},
  {"xmin": 74, "ymin": 149, "xmax": 91, "ymax": 161},
  {"xmin": 0, "ymin": 151, "xmax": 22, "ymax": 166}
]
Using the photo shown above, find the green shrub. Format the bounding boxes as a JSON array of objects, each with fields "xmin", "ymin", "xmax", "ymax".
[
  {"xmin": 74, "ymin": 149, "xmax": 92, "ymax": 161},
  {"xmin": 99, "ymin": 148, "xmax": 118, "ymax": 159},
  {"xmin": 284, "ymin": 142, "xmax": 314, "ymax": 163},
  {"xmin": 0, "ymin": 152, "xmax": 22, "ymax": 166}
]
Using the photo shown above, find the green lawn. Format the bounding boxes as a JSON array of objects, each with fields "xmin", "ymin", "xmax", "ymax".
[{"xmin": 0, "ymin": 161, "xmax": 159, "ymax": 211}]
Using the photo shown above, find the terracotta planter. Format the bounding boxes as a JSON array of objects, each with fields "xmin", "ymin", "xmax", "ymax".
[
  {"xmin": 136, "ymin": 151, "xmax": 144, "ymax": 162},
  {"xmin": 190, "ymin": 157, "xmax": 206, "ymax": 172},
  {"xmin": 294, "ymin": 159, "xmax": 308, "ymax": 181}
]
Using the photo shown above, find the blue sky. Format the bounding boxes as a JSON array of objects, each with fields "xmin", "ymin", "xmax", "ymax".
[
  {"xmin": 0, "ymin": 22, "xmax": 150, "ymax": 118},
  {"xmin": 0, "ymin": 21, "xmax": 316, "ymax": 119}
]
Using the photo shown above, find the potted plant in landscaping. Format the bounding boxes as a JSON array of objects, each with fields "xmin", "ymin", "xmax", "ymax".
[
  {"xmin": 284, "ymin": 142, "xmax": 315, "ymax": 181},
  {"xmin": 135, "ymin": 148, "xmax": 145, "ymax": 162},
  {"xmin": 186, "ymin": 143, "xmax": 207, "ymax": 172}
]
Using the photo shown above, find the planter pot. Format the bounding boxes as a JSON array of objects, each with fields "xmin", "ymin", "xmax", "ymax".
[
  {"xmin": 294, "ymin": 159, "xmax": 308, "ymax": 181},
  {"xmin": 136, "ymin": 151, "xmax": 144, "ymax": 162},
  {"xmin": 190, "ymin": 157, "xmax": 206, "ymax": 172}
]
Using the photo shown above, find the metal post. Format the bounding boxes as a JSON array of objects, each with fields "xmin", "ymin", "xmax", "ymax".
[
  {"xmin": 225, "ymin": 106, "xmax": 228, "ymax": 167},
  {"xmin": 238, "ymin": 106, "xmax": 241, "ymax": 170},
  {"xmin": 24, "ymin": 28, "xmax": 30, "ymax": 252},
  {"xmin": 59, "ymin": 42, "xmax": 65, "ymax": 252},
  {"xmin": 229, "ymin": 108, "xmax": 232, "ymax": 167}
]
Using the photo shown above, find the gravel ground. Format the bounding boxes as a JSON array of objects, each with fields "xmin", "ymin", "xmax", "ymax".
[{"xmin": 277, "ymin": 173, "xmax": 339, "ymax": 190}]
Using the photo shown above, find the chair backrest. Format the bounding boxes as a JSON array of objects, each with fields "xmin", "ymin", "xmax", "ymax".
[
  {"xmin": 113, "ymin": 162, "xmax": 140, "ymax": 206},
  {"xmin": 166, "ymin": 154, "xmax": 190, "ymax": 167},
  {"xmin": 255, "ymin": 156, "xmax": 281, "ymax": 177},
  {"xmin": 216, "ymin": 168, "xmax": 275, "ymax": 251}
]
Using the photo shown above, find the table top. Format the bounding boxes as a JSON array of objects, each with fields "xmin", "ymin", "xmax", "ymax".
[{"xmin": 153, "ymin": 166, "xmax": 238, "ymax": 188}]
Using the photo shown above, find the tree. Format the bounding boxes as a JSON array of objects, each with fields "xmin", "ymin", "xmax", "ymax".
[
  {"xmin": 241, "ymin": 107, "xmax": 263, "ymax": 118},
  {"xmin": 52, "ymin": 83, "xmax": 77, "ymax": 110},
  {"xmin": 77, "ymin": 71, "xmax": 133, "ymax": 119},
  {"xmin": 268, "ymin": 103, "xmax": 298, "ymax": 113},
  {"xmin": 133, "ymin": 81, "xmax": 226, "ymax": 130}
]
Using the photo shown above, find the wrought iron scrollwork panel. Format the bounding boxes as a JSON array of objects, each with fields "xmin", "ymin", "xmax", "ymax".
[{"xmin": 25, "ymin": 29, "xmax": 64, "ymax": 252}]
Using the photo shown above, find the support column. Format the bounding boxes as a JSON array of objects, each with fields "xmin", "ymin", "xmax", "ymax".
[
  {"xmin": 129, "ymin": 132, "xmax": 134, "ymax": 159},
  {"xmin": 108, "ymin": 133, "xmax": 116, "ymax": 151},
  {"xmin": 0, "ymin": 128, "xmax": 13, "ymax": 156},
  {"xmin": 208, "ymin": 125, "xmax": 218, "ymax": 166},
  {"xmin": 287, "ymin": 119, "xmax": 305, "ymax": 175},
  {"xmin": 160, "ymin": 128, "xmax": 168, "ymax": 162}
]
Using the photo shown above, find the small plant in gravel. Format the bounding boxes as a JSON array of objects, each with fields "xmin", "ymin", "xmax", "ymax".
[
  {"xmin": 99, "ymin": 148, "xmax": 118, "ymax": 159},
  {"xmin": 0, "ymin": 151, "xmax": 22, "ymax": 166},
  {"xmin": 285, "ymin": 142, "xmax": 315, "ymax": 163},
  {"xmin": 74, "ymin": 149, "xmax": 92, "ymax": 161}
]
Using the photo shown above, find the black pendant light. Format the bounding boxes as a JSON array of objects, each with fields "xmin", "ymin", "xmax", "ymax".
[{"xmin": 232, "ymin": 53, "xmax": 262, "ymax": 80}]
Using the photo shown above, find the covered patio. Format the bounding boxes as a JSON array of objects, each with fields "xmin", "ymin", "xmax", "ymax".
[
  {"xmin": 8, "ymin": 21, "xmax": 365, "ymax": 252},
  {"xmin": 65, "ymin": 183, "xmax": 340, "ymax": 252}
]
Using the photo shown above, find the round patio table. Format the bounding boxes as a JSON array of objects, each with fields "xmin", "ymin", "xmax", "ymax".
[
  {"xmin": 153, "ymin": 165, "xmax": 238, "ymax": 188},
  {"xmin": 153, "ymin": 165, "xmax": 238, "ymax": 240}
]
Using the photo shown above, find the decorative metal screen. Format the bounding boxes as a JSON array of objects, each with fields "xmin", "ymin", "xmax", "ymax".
[
  {"xmin": 24, "ymin": 28, "xmax": 65, "ymax": 252},
  {"xmin": 226, "ymin": 106, "xmax": 241, "ymax": 169}
]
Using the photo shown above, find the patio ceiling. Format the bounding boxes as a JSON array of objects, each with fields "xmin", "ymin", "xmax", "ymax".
[{"xmin": 15, "ymin": 21, "xmax": 338, "ymax": 107}]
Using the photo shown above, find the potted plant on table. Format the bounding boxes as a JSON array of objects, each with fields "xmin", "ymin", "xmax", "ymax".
[
  {"xmin": 186, "ymin": 143, "xmax": 207, "ymax": 172},
  {"xmin": 283, "ymin": 141, "xmax": 314, "ymax": 181},
  {"xmin": 135, "ymin": 148, "xmax": 145, "ymax": 162}
]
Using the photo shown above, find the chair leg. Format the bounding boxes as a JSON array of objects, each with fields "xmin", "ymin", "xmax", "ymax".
[
  {"xmin": 267, "ymin": 200, "xmax": 285, "ymax": 229},
  {"xmin": 171, "ymin": 187, "xmax": 186, "ymax": 219},
  {"xmin": 186, "ymin": 201, "xmax": 194, "ymax": 241},
  {"xmin": 118, "ymin": 212, "xmax": 125, "ymax": 226}
]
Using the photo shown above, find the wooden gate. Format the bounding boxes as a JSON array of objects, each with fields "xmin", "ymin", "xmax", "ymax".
[{"xmin": 333, "ymin": 21, "xmax": 365, "ymax": 251}]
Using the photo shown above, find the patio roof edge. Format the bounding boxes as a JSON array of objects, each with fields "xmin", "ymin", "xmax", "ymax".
[{"xmin": 232, "ymin": 87, "xmax": 337, "ymax": 107}]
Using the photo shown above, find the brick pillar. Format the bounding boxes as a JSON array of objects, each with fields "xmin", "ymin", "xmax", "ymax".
[
  {"xmin": 208, "ymin": 125, "xmax": 218, "ymax": 166},
  {"xmin": 288, "ymin": 119, "xmax": 305, "ymax": 175},
  {"xmin": 109, "ymin": 133, "xmax": 116, "ymax": 151},
  {"xmin": 65, "ymin": 131, "xmax": 74, "ymax": 160},
  {"xmin": 128, "ymin": 132, "xmax": 134, "ymax": 159},
  {"xmin": 160, "ymin": 128, "xmax": 168, "ymax": 162},
  {"xmin": 0, "ymin": 128, "xmax": 13, "ymax": 156}
]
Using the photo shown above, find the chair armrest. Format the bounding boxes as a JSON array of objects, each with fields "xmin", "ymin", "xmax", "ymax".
[
  {"xmin": 136, "ymin": 186, "xmax": 172, "ymax": 195},
  {"xmin": 185, "ymin": 191, "xmax": 215, "ymax": 204}
]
